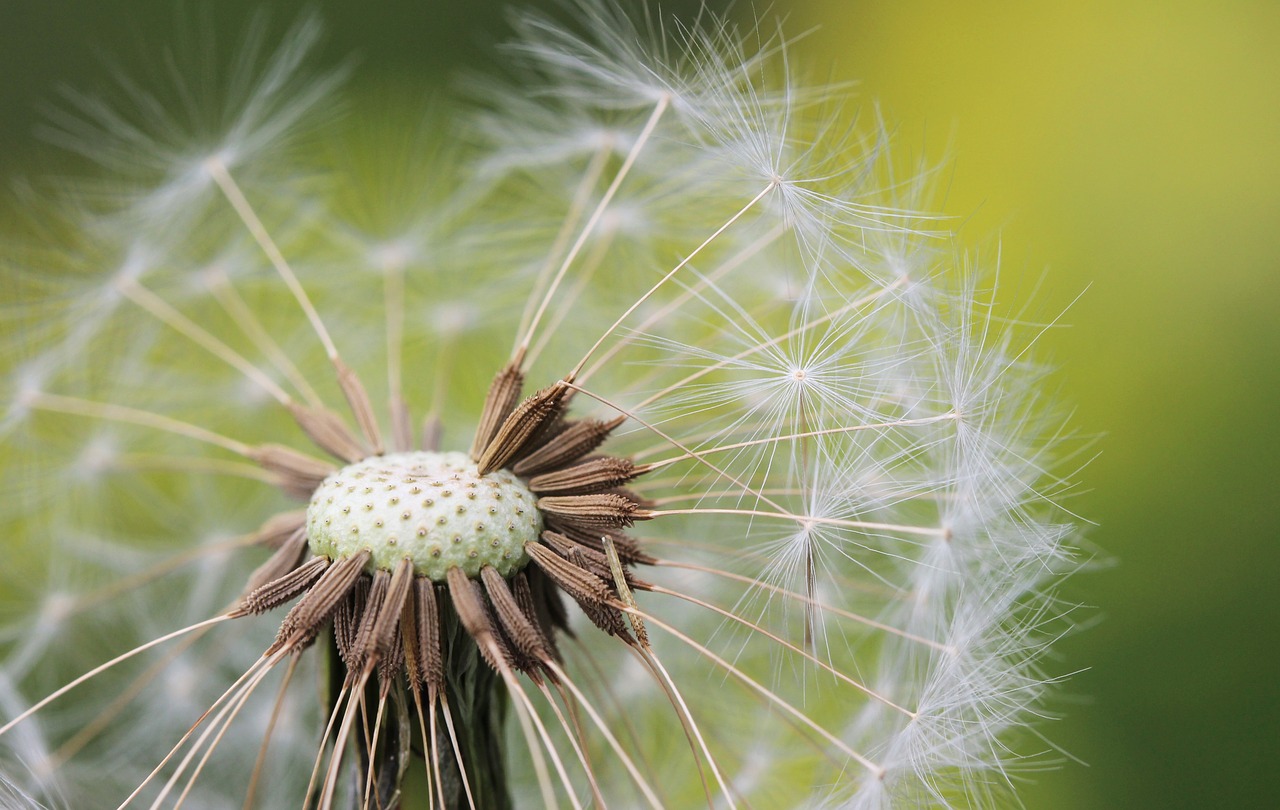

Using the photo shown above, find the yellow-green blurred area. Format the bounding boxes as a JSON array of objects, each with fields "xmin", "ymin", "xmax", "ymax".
[
  {"xmin": 792, "ymin": 1, "xmax": 1280, "ymax": 807},
  {"xmin": 3, "ymin": 1, "xmax": 1277, "ymax": 808}
]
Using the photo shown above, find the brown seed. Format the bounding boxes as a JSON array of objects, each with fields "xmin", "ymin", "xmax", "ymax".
[
  {"xmin": 446, "ymin": 566, "xmax": 514, "ymax": 671},
  {"xmin": 481, "ymin": 566, "xmax": 552, "ymax": 663},
  {"xmin": 470, "ymin": 361, "xmax": 525, "ymax": 459},
  {"xmin": 528, "ymin": 456, "xmax": 640, "ymax": 495},
  {"xmin": 413, "ymin": 578, "xmax": 444, "ymax": 694},
  {"xmin": 238, "ymin": 555, "xmax": 329, "ymax": 615},
  {"xmin": 513, "ymin": 415, "xmax": 625, "ymax": 477},
  {"xmin": 243, "ymin": 525, "xmax": 309, "ymax": 595},
  {"xmin": 250, "ymin": 509, "xmax": 309, "ymax": 549},
  {"xmin": 250, "ymin": 445, "xmax": 336, "ymax": 500},
  {"xmin": 536, "ymin": 493, "xmax": 652, "ymax": 528},
  {"xmin": 272, "ymin": 549, "xmax": 371, "ymax": 654},
  {"xmin": 287, "ymin": 402, "xmax": 367, "ymax": 463},
  {"xmin": 476, "ymin": 383, "xmax": 569, "ymax": 475},
  {"xmin": 543, "ymin": 518, "xmax": 654, "ymax": 565},
  {"xmin": 334, "ymin": 356, "xmax": 384, "ymax": 456}
]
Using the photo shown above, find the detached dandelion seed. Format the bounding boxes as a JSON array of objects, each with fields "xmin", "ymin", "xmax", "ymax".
[{"xmin": 1, "ymin": 2, "xmax": 1087, "ymax": 808}]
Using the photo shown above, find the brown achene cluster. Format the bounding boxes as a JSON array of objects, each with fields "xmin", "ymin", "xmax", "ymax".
[{"xmin": 229, "ymin": 359, "xmax": 660, "ymax": 804}]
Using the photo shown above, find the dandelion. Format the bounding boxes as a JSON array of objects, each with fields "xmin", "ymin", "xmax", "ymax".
[{"xmin": 0, "ymin": 2, "xmax": 1084, "ymax": 808}]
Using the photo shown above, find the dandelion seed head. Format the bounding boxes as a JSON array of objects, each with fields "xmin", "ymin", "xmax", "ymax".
[{"xmin": 0, "ymin": 2, "xmax": 1088, "ymax": 807}]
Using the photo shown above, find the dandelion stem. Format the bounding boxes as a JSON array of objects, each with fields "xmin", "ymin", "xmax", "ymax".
[
  {"xmin": 542, "ymin": 660, "xmax": 664, "ymax": 810},
  {"xmin": 39, "ymin": 630, "xmax": 210, "ymax": 775},
  {"xmin": 106, "ymin": 453, "xmax": 280, "ymax": 484},
  {"xmin": 526, "ymin": 226, "xmax": 615, "ymax": 368},
  {"xmin": 206, "ymin": 158, "xmax": 385, "ymax": 454},
  {"xmin": 303, "ymin": 681, "xmax": 351, "ymax": 810},
  {"xmin": 62, "ymin": 533, "xmax": 257, "ymax": 619},
  {"xmin": 627, "ymin": 276, "xmax": 907, "ymax": 415},
  {"xmin": 577, "ymin": 222, "xmax": 789, "ymax": 384},
  {"xmin": 437, "ymin": 698, "xmax": 478, "ymax": 810},
  {"xmin": 170, "ymin": 658, "xmax": 278, "ymax": 810},
  {"xmin": 631, "ymin": 646, "xmax": 735, "ymax": 809},
  {"xmin": 541, "ymin": 682, "xmax": 606, "ymax": 809},
  {"xmin": 118, "ymin": 651, "xmax": 284, "ymax": 809},
  {"xmin": 561, "ymin": 381, "xmax": 791, "ymax": 515},
  {"xmin": 495, "ymin": 665, "xmax": 575, "ymax": 810}
]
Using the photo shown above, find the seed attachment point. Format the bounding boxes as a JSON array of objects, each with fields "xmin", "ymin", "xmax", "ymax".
[{"xmin": 307, "ymin": 451, "xmax": 539, "ymax": 581}]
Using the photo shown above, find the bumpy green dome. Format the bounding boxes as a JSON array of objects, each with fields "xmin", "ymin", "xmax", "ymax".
[{"xmin": 306, "ymin": 451, "xmax": 539, "ymax": 580}]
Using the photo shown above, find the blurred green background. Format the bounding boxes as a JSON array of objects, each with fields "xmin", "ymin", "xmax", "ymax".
[
  {"xmin": 790, "ymin": 2, "xmax": 1280, "ymax": 808},
  {"xmin": 3, "ymin": 1, "xmax": 1277, "ymax": 807}
]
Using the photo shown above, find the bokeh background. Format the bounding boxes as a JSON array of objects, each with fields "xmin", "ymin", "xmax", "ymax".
[{"xmin": 2, "ymin": 1, "xmax": 1277, "ymax": 807}]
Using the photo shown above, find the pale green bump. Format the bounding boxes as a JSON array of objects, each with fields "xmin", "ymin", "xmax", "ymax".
[{"xmin": 306, "ymin": 451, "xmax": 538, "ymax": 581}]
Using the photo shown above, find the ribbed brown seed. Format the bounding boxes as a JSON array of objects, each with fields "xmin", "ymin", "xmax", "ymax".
[
  {"xmin": 287, "ymin": 402, "xmax": 367, "ymax": 463},
  {"xmin": 334, "ymin": 356, "xmax": 384, "ymax": 456},
  {"xmin": 352, "ymin": 570, "xmax": 391, "ymax": 672},
  {"xmin": 251, "ymin": 510, "xmax": 309, "ymax": 549},
  {"xmin": 527, "ymin": 565, "xmax": 571, "ymax": 639},
  {"xmin": 476, "ymin": 383, "xmax": 568, "ymax": 475},
  {"xmin": 565, "ymin": 547, "xmax": 632, "ymax": 639},
  {"xmin": 524, "ymin": 542, "xmax": 630, "ymax": 639},
  {"xmin": 414, "ymin": 579, "xmax": 444, "ymax": 694},
  {"xmin": 611, "ymin": 487, "xmax": 655, "ymax": 510},
  {"xmin": 539, "ymin": 531, "xmax": 643, "ymax": 589},
  {"xmin": 379, "ymin": 614, "xmax": 406, "ymax": 691},
  {"xmin": 511, "ymin": 571, "xmax": 561, "ymax": 664},
  {"xmin": 335, "ymin": 576, "xmax": 370, "ymax": 669},
  {"xmin": 479, "ymin": 577, "xmax": 540, "ymax": 680},
  {"xmin": 519, "ymin": 414, "xmax": 568, "ymax": 468},
  {"xmin": 528, "ymin": 457, "xmax": 641, "ymax": 495},
  {"xmin": 543, "ymin": 518, "xmax": 654, "ymax": 565},
  {"xmin": 524, "ymin": 543, "xmax": 608, "ymax": 605},
  {"xmin": 250, "ymin": 445, "xmax": 337, "ymax": 500},
  {"xmin": 481, "ymin": 566, "xmax": 551, "ymax": 664},
  {"xmin": 239, "ymin": 555, "xmax": 329, "ymax": 615},
  {"xmin": 272, "ymin": 549, "xmax": 370, "ymax": 654},
  {"xmin": 536, "ymin": 493, "xmax": 651, "ymax": 528},
  {"xmin": 244, "ymin": 527, "xmax": 309, "ymax": 595},
  {"xmin": 446, "ymin": 567, "xmax": 514, "ymax": 671},
  {"xmin": 370, "ymin": 559, "xmax": 414, "ymax": 690},
  {"xmin": 398, "ymin": 581, "xmax": 421, "ymax": 686},
  {"xmin": 470, "ymin": 362, "xmax": 524, "ymax": 459},
  {"xmin": 512, "ymin": 415, "xmax": 624, "ymax": 477},
  {"xmin": 371, "ymin": 559, "xmax": 414, "ymax": 662}
]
